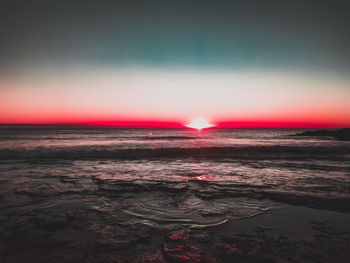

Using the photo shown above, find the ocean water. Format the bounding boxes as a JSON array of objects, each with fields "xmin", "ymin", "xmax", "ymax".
[{"xmin": 1, "ymin": 128, "xmax": 350, "ymax": 262}]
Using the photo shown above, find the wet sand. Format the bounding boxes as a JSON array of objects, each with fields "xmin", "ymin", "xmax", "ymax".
[
  {"xmin": 1, "ymin": 128, "xmax": 350, "ymax": 262},
  {"xmin": 1, "ymin": 178, "xmax": 350, "ymax": 263}
]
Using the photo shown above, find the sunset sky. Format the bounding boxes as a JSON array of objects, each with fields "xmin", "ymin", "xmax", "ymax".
[{"xmin": 1, "ymin": 0, "xmax": 349, "ymax": 128}]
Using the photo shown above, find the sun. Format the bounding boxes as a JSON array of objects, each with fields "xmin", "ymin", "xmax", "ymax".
[{"xmin": 185, "ymin": 117, "xmax": 215, "ymax": 130}]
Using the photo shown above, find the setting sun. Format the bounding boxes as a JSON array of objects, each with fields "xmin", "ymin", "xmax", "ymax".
[{"xmin": 185, "ymin": 117, "xmax": 215, "ymax": 130}]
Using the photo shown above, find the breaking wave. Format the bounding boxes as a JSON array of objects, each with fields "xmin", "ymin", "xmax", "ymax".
[{"xmin": 1, "ymin": 145, "xmax": 349, "ymax": 160}]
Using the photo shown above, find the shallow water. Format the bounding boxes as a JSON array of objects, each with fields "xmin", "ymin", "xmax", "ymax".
[{"xmin": 0, "ymin": 128, "xmax": 350, "ymax": 262}]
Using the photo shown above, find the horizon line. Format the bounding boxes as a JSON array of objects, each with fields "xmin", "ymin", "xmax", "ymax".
[{"xmin": 0, "ymin": 121, "xmax": 348, "ymax": 129}]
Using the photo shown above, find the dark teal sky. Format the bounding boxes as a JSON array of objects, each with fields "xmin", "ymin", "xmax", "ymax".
[{"xmin": 0, "ymin": 0, "xmax": 349, "ymax": 73}]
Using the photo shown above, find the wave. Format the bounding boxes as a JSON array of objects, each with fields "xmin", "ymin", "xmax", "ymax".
[
  {"xmin": 0, "ymin": 135, "xmax": 198, "ymax": 141},
  {"xmin": 0, "ymin": 145, "xmax": 349, "ymax": 160},
  {"xmin": 138, "ymin": 135, "xmax": 197, "ymax": 140},
  {"xmin": 122, "ymin": 197, "xmax": 268, "ymax": 229},
  {"xmin": 0, "ymin": 137, "xmax": 81, "ymax": 141},
  {"xmin": 105, "ymin": 135, "xmax": 198, "ymax": 140}
]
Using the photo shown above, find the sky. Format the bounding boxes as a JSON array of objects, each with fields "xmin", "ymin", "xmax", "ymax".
[{"xmin": 1, "ymin": 0, "xmax": 349, "ymax": 128}]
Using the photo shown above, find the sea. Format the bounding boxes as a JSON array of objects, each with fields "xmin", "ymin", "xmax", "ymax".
[{"xmin": 0, "ymin": 128, "xmax": 350, "ymax": 262}]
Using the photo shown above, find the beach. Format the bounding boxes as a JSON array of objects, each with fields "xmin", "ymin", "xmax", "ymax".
[{"xmin": 0, "ymin": 128, "xmax": 350, "ymax": 262}]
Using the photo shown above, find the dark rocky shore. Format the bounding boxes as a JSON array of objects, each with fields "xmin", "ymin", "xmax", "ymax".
[
  {"xmin": 1, "ymin": 129, "xmax": 350, "ymax": 262},
  {"xmin": 1, "ymin": 170, "xmax": 350, "ymax": 263},
  {"xmin": 294, "ymin": 128, "xmax": 350, "ymax": 141}
]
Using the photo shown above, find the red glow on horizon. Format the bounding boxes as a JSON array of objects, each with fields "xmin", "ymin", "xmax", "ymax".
[
  {"xmin": 215, "ymin": 121, "xmax": 345, "ymax": 129},
  {"xmin": 77, "ymin": 120, "xmax": 184, "ymax": 128},
  {"xmin": 0, "ymin": 120, "xmax": 349, "ymax": 129},
  {"xmin": 2, "ymin": 67, "xmax": 350, "ymax": 129}
]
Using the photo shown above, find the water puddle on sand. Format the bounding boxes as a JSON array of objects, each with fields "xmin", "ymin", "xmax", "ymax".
[{"xmin": 121, "ymin": 194, "xmax": 271, "ymax": 229}]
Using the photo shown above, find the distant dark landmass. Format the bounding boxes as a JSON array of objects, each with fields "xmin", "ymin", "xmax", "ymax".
[{"xmin": 294, "ymin": 128, "xmax": 350, "ymax": 141}]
